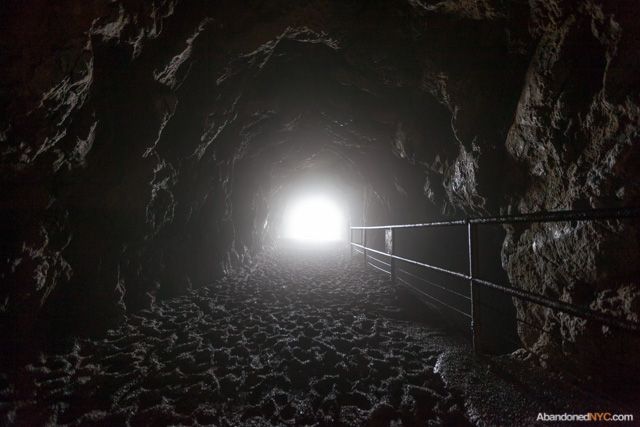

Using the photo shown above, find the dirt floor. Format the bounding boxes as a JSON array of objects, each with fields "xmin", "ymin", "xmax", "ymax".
[{"xmin": 0, "ymin": 242, "xmax": 636, "ymax": 426}]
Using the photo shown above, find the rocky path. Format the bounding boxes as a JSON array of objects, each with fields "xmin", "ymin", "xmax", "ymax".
[{"xmin": 0, "ymin": 243, "xmax": 471, "ymax": 426}]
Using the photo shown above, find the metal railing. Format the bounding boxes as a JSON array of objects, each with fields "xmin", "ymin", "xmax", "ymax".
[{"xmin": 349, "ymin": 206, "xmax": 640, "ymax": 353}]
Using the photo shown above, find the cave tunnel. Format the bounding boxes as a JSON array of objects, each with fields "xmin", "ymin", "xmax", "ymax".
[{"xmin": 1, "ymin": 0, "xmax": 640, "ymax": 425}]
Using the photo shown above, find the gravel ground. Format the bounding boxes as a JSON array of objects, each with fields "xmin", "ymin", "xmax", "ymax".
[
  {"xmin": 0, "ymin": 243, "xmax": 472, "ymax": 426},
  {"xmin": 3, "ymin": 242, "xmax": 635, "ymax": 426}
]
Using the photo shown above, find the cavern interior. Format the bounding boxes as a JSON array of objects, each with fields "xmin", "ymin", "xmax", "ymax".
[{"xmin": 1, "ymin": 0, "xmax": 639, "ymax": 425}]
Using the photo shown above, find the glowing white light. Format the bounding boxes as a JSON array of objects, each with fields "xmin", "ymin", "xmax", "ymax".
[{"xmin": 283, "ymin": 196, "xmax": 345, "ymax": 242}]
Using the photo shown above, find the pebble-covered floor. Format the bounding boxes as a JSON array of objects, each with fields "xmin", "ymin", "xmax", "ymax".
[{"xmin": 1, "ymin": 243, "xmax": 471, "ymax": 426}]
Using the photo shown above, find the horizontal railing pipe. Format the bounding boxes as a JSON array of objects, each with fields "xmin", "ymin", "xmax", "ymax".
[
  {"xmin": 349, "ymin": 206, "xmax": 640, "ymax": 350},
  {"xmin": 351, "ymin": 206, "xmax": 640, "ymax": 230},
  {"xmin": 471, "ymin": 277, "xmax": 640, "ymax": 333},
  {"xmin": 350, "ymin": 219, "xmax": 467, "ymax": 230},
  {"xmin": 350, "ymin": 242, "xmax": 470, "ymax": 280}
]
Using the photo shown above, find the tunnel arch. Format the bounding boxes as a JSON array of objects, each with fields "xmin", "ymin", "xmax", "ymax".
[{"xmin": 1, "ymin": 0, "xmax": 639, "ymax": 387}]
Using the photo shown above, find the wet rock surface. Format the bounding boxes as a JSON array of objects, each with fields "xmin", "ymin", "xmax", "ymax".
[{"xmin": 0, "ymin": 244, "xmax": 471, "ymax": 426}]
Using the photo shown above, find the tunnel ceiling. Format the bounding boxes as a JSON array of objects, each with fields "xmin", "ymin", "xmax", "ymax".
[{"xmin": 1, "ymin": 0, "xmax": 639, "ymax": 376}]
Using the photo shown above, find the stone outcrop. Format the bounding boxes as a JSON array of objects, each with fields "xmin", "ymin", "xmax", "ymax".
[{"xmin": 502, "ymin": 0, "xmax": 640, "ymax": 383}]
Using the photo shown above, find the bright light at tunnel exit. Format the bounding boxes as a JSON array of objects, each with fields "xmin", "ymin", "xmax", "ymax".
[{"xmin": 283, "ymin": 196, "xmax": 345, "ymax": 242}]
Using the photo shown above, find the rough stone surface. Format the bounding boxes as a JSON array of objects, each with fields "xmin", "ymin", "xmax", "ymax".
[
  {"xmin": 501, "ymin": 0, "xmax": 640, "ymax": 382},
  {"xmin": 3, "ymin": 244, "xmax": 634, "ymax": 425},
  {"xmin": 0, "ymin": 0, "xmax": 529, "ymax": 350},
  {"xmin": 0, "ymin": 245, "xmax": 472, "ymax": 426},
  {"xmin": 1, "ymin": 0, "xmax": 638, "ymax": 383}
]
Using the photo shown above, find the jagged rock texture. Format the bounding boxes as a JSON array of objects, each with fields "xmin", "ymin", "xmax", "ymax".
[
  {"xmin": 0, "ymin": 246, "xmax": 471, "ymax": 426},
  {"xmin": 1, "ymin": 0, "xmax": 638, "ymax": 381}
]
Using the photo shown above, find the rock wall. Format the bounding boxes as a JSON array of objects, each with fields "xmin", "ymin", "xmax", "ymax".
[
  {"xmin": 502, "ymin": 0, "xmax": 640, "ymax": 383},
  {"xmin": 1, "ymin": 0, "xmax": 638, "ymax": 381}
]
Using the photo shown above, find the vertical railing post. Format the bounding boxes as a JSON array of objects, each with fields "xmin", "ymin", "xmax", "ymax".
[
  {"xmin": 363, "ymin": 228, "xmax": 367, "ymax": 268},
  {"xmin": 349, "ymin": 226, "xmax": 353, "ymax": 260},
  {"xmin": 467, "ymin": 220, "xmax": 481, "ymax": 353},
  {"xmin": 389, "ymin": 228, "xmax": 396, "ymax": 284}
]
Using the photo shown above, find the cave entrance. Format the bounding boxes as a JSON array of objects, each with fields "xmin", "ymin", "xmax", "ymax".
[{"xmin": 281, "ymin": 194, "xmax": 346, "ymax": 242}]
